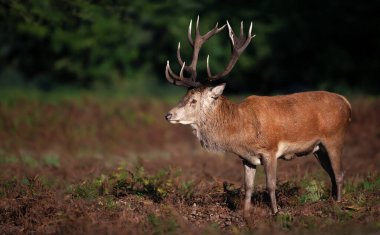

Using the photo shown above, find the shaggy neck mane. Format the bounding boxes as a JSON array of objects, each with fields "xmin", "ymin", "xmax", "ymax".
[
  {"xmin": 195, "ymin": 96, "xmax": 242, "ymax": 152},
  {"xmin": 201, "ymin": 96, "xmax": 237, "ymax": 126}
]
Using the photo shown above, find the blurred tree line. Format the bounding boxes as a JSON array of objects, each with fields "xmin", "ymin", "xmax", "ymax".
[{"xmin": 0, "ymin": 0, "xmax": 379, "ymax": 94}]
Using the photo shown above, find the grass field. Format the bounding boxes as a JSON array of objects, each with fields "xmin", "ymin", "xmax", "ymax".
[{"xmin": 0, "ymin": 91, "xmax": 379, "ymax": 234}]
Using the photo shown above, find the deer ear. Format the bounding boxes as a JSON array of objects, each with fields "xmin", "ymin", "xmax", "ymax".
[{"xmin": 210, "ymin": 83, "xmax": 226, "ymax": 99}]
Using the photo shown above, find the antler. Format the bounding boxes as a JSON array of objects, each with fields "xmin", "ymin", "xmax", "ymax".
[
  {"xmin": 207, "ymin": 21, "xmax": 255, "ymax": 81},
  {"xmin": 166, "ymin": 16, "xmax": 226, "ymax": 88}
]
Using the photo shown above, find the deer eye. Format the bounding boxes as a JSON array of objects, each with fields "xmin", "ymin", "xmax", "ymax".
[{"xmin": 190, "ymin": 99, "xmax": 197, "ymax": 104}]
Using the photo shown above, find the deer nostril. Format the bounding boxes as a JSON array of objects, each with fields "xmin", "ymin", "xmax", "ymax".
[{"xmin": 165, "ymin": 113, "xmax": 173, "ymax": 120}]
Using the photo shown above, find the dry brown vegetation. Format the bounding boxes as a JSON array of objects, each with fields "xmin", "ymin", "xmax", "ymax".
[{"xmin": 0, "ymin": 94, "xmax": 379, "ymax": 234}]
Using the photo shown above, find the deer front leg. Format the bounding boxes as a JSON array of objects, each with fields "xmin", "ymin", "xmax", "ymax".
[
  {"xmin": 263, "ymin": 157, "xmax": 278, "ymax": 215},
  {"xmin": 243, "ymin": 160, "xmax": 256, "ymax": 217}
]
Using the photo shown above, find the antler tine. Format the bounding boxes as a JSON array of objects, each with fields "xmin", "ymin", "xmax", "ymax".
[
  {"xmin": 166, "ymin": 61, "xmax": 188, "ymax": 86},
  {"xmin": 249, "ymin": 21, "xmax": 256, "ymax": 39},
  {"xmin": 207, "ymin": 20, "xmax": 254, "ymax": 81},
  {"xmin": 195, "ymin": 15, "xmax": 200, "ymax": 37},
  {"xmin": 203, "ymin": 22, "xmax": 226, "ymax": 41},
  {"xmin": 238, "ymin": 21, "xmax": 255, "ymax": 53},
  {"xmin": 226, "ymin": 21, "xmax": 235, "ymax": 46},
  {"xmin": 206, "ymin": 55, "xmax": 212, "ymax": 78},
  {"xmin": 166, "ymin": 61, "xmax": 185, "ymax": 86},
  {"xmin": 165, "ymin": 60, "xmax": 201, "ymax": 87},
  {"xmin": 179, "ymin": 62, "xmax": 185, "ymax": 78},
  {"xmin": 187, "ymin": 20, "xmax": 194, "ymax": 46},
  {"xmin": 248, "ymin": 21, "xmax": 253, "ymax": 37},
  {"xmin": 166, "ymin": 61, "xmax": 182, "ymax": 81},
  {"xmin": 218, "ymin": 22, "xmax": 227, "ymax": 32},
  {"xmin": 240, "ymin": 21, "xmax": 244, "ymax": 37},
  {"xmin": 176, "ymin": 42, "xmax": 184, "ymax": 65}
]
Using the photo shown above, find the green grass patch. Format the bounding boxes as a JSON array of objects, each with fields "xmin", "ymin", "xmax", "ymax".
[
  {"xmin": 359, "ymin": 177, "xmax": 380, "ymax": 191},
  {"xmin": 178, "ymin": 180, "xmax": 195, "ymax": 201},
  {"xmin": 111, "ymin": 166, "xmax": 175, "ymax": 202},
  {"xmin": 39, "ymin": 176, "xmax": 59, "ymax": 189},
  {"xmin": 0, "ymin": 178, "xmax": 18, "ymax": 198},
  {"xmin": 299, "ymin": 179, "xmax": 327, "ymax": 204},
  {"xmin": 42, "ymin": 153, "xmax": 61, "ymax": 168},
  {"xmin": 276, "ymin": 212, "xmax": 293, "ymax": 230},
  {"xmin": 100, "ymin": 196, "xmax": 118, "ymax": 209},
  {"xmin": 20, "ymin": 153, "xmax": 39, "ymax": 168},
  {"xmin": 147, "ymin": 213, "xmax": 180, "ymax": 235},
  {"xmin": 68, "ymin": 166, "xmax": 179, "ymax": 202},
  {"xmin": 0, "ymin": 152, "xmax": 62, "ymax": 169},
  {"xmin": 0, "ymin": 154, "xmax": 19, "ymax": 164},
  {"xmin": 0, "ymin": 79, "xmax": 185, "ymax": 105},
  {"xmin": 68, "ymin": 174, "xmax": 108, "ymax": 200},
  {"xmin": 297, "ymin": 215, "xmax": 318, "ymax": 230}
]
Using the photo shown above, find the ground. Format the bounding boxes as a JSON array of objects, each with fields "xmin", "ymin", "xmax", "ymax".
[{"xmin": 0, "ymin": 93, "xmax": 379, "ymax": 234}]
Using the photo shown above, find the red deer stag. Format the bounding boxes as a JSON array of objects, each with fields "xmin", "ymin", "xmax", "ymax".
[{"xmin": 164, "ymin": 16, "xmax": 351, "ymax": 216}]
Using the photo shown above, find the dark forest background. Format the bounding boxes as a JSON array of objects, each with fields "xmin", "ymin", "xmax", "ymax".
[{"xmin": 1, "ymin": 0, "xmax": 379, "ymax": 95}]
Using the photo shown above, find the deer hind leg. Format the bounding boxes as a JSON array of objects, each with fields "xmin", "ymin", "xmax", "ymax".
[
  {"xmin": 314, "ymin": 139, "xmax": 344, "ymax": 201},
  {"xmin": 262, "ymin": 156, "xmax": 278, "ymax": 214}
]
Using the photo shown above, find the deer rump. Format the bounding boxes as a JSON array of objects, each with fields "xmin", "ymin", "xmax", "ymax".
[{"xmin": 238, "ymin": 91, "xmax": 350, "ymax": 161}]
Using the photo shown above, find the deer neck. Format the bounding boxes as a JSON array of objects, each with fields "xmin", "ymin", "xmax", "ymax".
[{"xmin": 191, "ymin": 96, "xmax": 241, "ymax": 152}]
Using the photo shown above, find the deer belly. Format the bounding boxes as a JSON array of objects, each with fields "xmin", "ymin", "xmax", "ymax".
[{"xmin": 275, "ymin": 141, "xmax": 320, "ymax": 159}]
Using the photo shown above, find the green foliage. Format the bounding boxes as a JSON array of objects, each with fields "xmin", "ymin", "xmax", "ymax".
[
  {"xmin": 299, "ymin": 180, "xmax": 326, "ymax": 204},
  {"xmin": 344, "ymin": 174, "xmax": 380, "ymax": 195},
  {"xmin": 359, "ymin": 177, "xmax": 380, "ymax": 191},
  {"xmin": 0, "ymin": 0, "xmax": 379, "ymax": 93},
  {"xmin": 39, "ymin": 176, "xmax": 58, "ymax": 189},
  {"xmin": 276, "ymin": 212, "xmax": 293, "ymax": 230},
  {"xmin": 20, "ymin": 177, "xmax": 31, "ymax": 187},
  {"xmin": 67, "ymin": 165, "xmax": 197, "ymax": 203},
  {"xmin": 0, "ymin": 178, "xmax": 17, "ymax": 198},
  {"xmin": 298, "ymin": 215, "xmax": 318, "ymax": 230},
  {"xmin": 0, "ymin": 151, "xmax": 61, "ymax": 168},
  {"xmin": 1, "ymin": 0, "xmax": 141, "ymax": 87},
  {"xmin": 0, "ymin": 154, "xmax": 19, "ymax": 165},
  {"xmin": 333, "ymin": 205, "xmax": 354, "ymax": 222},
  {"xmin": 112, "ymin": 166, "xmax": 173, "ymax": 202},
  {"xmin": 69, "ymin": 174, "xmax": 107, "ymax": 199},
  {"xmin": 42, "ymin": 153, "xmax": 60, "ymax": 168},
  {"xmin": 204, "ymin": 223, "xmax": 221, "ymax": 234},
  {"xmin": 65, "ymin": 166, "xmax": 174, "ymax": 204},
  {"xmin": 147, "ymin": 213, "xmax": 179, "ymax": 235},
  {"xmin": 102, "ymin": 196, "xmax": 118, "ymax": 209},
  {"xmin": 20, "ymin": 153, "xmax": 39, "ymax": 168},
  {"xmin": 178, "ymin": 180, "xmax": 195, "ymax": 201}
]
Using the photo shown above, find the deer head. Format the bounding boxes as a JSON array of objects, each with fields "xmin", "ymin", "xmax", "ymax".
[
  {"xmin": 165, "ymin": 16, "xmax": 254, "ymax": 124},
  {"xmin": 165, "ymin": 84, "xmax": 226, "ymax": 125}
]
